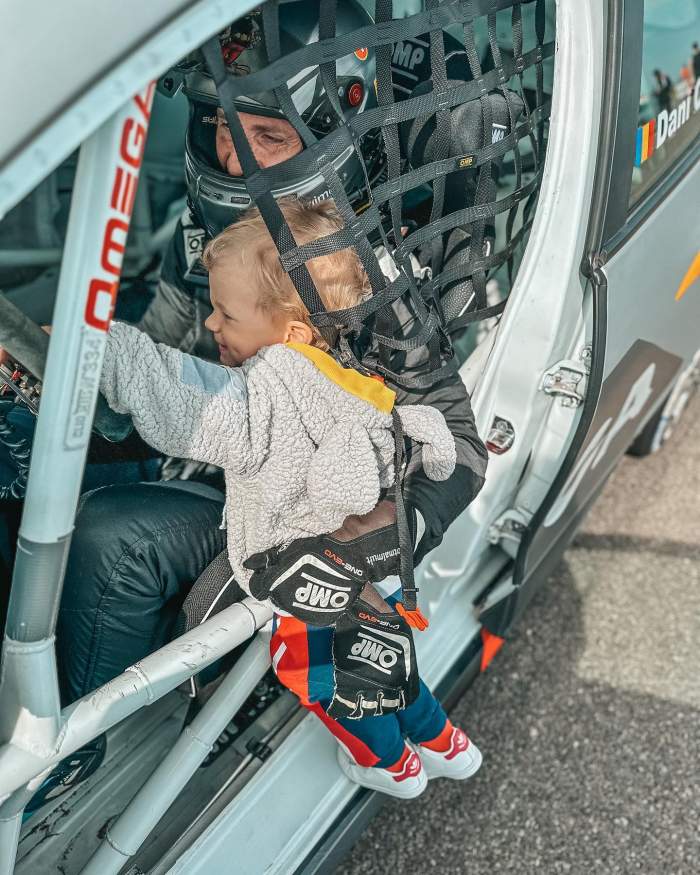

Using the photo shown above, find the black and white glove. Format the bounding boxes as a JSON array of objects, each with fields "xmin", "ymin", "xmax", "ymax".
[
  {"xmin": 326, "ymin": 599, "xmax": 419, "ymax": 720},
  {"xmin": 243, "ymin": 534, "xmax": 368, "ymax": 626},
  {"xmin": 243, "ymin": 511, "xmax": 410, "ymax": 625}
]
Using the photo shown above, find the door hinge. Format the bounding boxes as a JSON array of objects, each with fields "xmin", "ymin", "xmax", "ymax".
[{"xmin": 541, "ymin": 347, "xmax": 591, "ymax": 408}]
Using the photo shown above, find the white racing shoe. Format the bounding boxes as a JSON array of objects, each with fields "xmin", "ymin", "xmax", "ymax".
[
  {"xmin": 417, "ymin": 727, "xmax": 483, "ymax": 781},
  {"xmin": 336, "ymin": 744, "xmax": 428, "ymax": 800}
]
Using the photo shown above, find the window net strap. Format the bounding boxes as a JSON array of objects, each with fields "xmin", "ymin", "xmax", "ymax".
[{"xmin": 201, "ymin": 0, "xmax": 554, "ymax": 389}]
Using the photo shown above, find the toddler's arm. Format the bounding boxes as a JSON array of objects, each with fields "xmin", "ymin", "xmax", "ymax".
[{"xmin": 100, "ymin": 321, "xmax": 251, "ymax": 467}]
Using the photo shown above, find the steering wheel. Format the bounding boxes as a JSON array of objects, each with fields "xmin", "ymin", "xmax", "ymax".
[{"xmin": 0, "ymin": 291, "xmax": 133, "ymax": 498}]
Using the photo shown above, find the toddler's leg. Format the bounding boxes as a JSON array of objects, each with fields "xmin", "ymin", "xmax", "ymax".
[
  {"xmin": 271, "ymin": 615, "xmax": 427, "ymax": 798},
  {"xmin": 399, "ymin": 679, "xmax": 482, "ymax": 782}
]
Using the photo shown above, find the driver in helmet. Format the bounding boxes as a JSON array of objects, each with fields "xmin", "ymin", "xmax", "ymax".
[
  {"xmin": 138, "ymin": 5, "xmax": 384, "ymax": 360},
  {"xmin": 36, "ymin": 2, "xmax": 489, "ymax": 813}
]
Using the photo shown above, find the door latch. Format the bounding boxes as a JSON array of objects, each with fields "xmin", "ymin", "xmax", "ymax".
[
  {"xmin": 487, "ymin": 508, "xmax": 530, "ymax": 558},
  {"xmin": 541, "ymin": 356, "xmax": 589, "ymax": 408}
]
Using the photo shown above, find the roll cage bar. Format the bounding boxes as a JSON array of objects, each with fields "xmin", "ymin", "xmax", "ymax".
[{"xmin": 0, "ymin": 4, "xmax": 274, "ymax": 872}]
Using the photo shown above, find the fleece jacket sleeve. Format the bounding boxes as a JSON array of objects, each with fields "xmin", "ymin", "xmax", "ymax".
[{"xmin": 100, "ymin": 322, "xmax": 251, "ymax": 469}]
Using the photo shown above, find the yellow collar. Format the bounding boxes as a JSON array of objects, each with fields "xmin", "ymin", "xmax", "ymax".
[{"xmin": 286, "ymin": 342, "xmax": 395, "ymax": 414}]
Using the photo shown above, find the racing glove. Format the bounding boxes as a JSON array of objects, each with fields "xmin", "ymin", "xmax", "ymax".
[
  {"xmin": 244, "ymin": 534, "xmax": 368, "ymax": 626},
  {"xmin": 243, "ymin": 526, "xmax": 406, "ymax": 625},
  {"xmin": 326, "ymin": 598, "xmax": 419, "ymax": 720}
]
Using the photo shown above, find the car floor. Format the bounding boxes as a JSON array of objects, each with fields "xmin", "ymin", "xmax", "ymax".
[{"xmin": 336, "ymin": 394, "xmax": 700, "ymax": 875}]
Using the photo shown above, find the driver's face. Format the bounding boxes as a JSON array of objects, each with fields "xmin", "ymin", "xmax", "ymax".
[{"xmin": 215, "ymin": 108, "xmax": 303, "ymax": 176}]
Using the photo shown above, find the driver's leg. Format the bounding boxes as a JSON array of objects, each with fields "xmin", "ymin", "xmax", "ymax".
[{"xmin": 56, "ymin": 481, "xmax": 225, "ymax": 703}]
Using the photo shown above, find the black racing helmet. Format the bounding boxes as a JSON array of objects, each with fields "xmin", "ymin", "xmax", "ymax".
[{"xmin": 179, "ymin": 1, "xmax": 383, "ymax": 237}]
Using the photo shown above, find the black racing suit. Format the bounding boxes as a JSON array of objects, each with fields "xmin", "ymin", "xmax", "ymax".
[{"xmin": 56, "ymin": 36, "xmax": 489, "ymax": 704}]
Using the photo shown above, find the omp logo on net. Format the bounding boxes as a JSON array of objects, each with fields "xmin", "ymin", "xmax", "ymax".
[{"xmin": 85, "ymin": 82, "xmax": 155, "ymax": 332}]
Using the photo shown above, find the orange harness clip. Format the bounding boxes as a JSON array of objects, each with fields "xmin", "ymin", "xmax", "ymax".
[{"xmin": 396, "ymin": 603, "xmax": 429, "ymax": 631}]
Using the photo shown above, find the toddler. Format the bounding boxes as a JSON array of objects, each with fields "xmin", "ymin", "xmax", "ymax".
[{"xmin": 99, "ymin": 198, "xmax": 482, "ymax": 798}]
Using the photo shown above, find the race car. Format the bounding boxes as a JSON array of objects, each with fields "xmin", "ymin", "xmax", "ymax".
[{"xmin": 0, "ymin": 1, "xmax": 698, "ymax": 873}]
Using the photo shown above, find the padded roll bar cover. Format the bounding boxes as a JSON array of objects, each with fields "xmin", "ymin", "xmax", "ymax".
[
  {"xmin": 0, "ymin": 290, "xmax": 50, "ymax": 378},
  {"xmin": 0, "ymin": 292, "xmax": 133, "ymax": 443}
]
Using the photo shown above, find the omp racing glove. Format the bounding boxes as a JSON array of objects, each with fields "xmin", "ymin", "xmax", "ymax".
[
  {"xmin": 326, "ymin": 599, "xmax": 419, "ymax": 720},
  {"xmin": 244, "ymin": 535, "xmax": 367, "ymax": 627}
]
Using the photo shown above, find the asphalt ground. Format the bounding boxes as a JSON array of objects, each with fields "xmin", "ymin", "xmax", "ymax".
[{"xmin": 336, "ymin": 396, "xmax": 700, "ymax": 875}]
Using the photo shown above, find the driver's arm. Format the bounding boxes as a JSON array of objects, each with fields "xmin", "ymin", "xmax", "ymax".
[
  {"xmin": 137, "ymin": 273, "xmax": 197, "ymax": 349},
  {"xmin": 396, "ymin": 372, "xmax": 487, "ymax": 564},
  {"xmin": 136, "ymin": 218, "xmax": 206, "ymax": 353}
]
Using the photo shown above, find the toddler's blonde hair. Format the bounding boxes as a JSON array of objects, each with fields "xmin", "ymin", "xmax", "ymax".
[{"xmin": 202, "ymin": 198, "xmax": 370, "ymax": 349}]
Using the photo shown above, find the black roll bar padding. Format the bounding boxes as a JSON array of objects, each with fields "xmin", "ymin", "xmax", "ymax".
[
  {"xmin": 0, "ymin": 292, "xmax": 133, "ymax": 443},
  {"xmin": 0, "ymin": 290, "xmax": 50, "ymax": 379}
]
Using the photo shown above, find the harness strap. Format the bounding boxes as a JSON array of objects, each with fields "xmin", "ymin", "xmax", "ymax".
[
  {"xmin": 199, "ymin": 2, "xmax": 555, "ymax": 389},
  {"xmin": 201, "ymin": 39, "xmax": 330, "ymax": 328},
  {"xmin": 391, "ymin": 408, "xmax": 418, "ymax": 613}
]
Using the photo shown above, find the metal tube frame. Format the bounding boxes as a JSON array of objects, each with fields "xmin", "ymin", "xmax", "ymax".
[
  {"xmin": 0, "ymin": 6, "xmax": 265, "ymax": 871},
  {"xmin": 0, "ymin": 598, "xmax": 271, "ymax": 799},
  {"xmin": 0, "ymin": 87, "xmax": 158, "ymax": 875},
  {"xmin": 0, "ymin": 78, "xmax": 267, "ymax": 875},
  {"xmin": 81, "ymin": 634, "xmax": 271, "ymax": 875}
]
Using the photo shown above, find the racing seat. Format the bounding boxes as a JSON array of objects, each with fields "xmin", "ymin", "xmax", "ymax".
[{"xmin": 175, "ymin": 548, "xmax": 246, "ymax": 638}]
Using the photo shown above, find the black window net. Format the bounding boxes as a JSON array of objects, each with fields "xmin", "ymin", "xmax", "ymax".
[{"xmin": 201, "ymin": 0, "xmax": 555, "ymax": 390}]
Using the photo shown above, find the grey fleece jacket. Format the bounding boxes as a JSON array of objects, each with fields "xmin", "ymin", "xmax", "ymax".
[{"xmin": 100, "ymin": 322, "xmax": 456, "ymax": 594}]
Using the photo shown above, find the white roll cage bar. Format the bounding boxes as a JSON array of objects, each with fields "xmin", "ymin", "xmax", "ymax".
[{"xmin": 0, "ymin": 4, "xmax": 273, "ymax": 873}]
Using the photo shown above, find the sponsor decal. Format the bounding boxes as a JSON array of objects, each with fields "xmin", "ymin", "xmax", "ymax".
[
  {"xmin": 676, "ymin": 251, "xmax": 700, "ymax": 302},
  {"xmin": 392, "ymin": 41, "xmax": 425, "ymax": 72},
  {"xmin": 357, "ymin": 611, "xmax": 401, "ymax": 631},
  {"xmin": 366, "ymin": 547, "xmax": 400, "ymax": 565},
  {"xmin": 183, "ymin": 226, "xmax": 206, "ymax": 269},
  {"xmin": 85, "ymin": 81, "xmax": 154, "ymax": 332},
  {"xmin": 635, "ymin": 117, "xmax": 656, "ymax": 165},
  {"xmin": 293, "ymin": 578, "xmax": 351, "ymax": 612},
  {"xmin": 309, "ymin": 189, "xmax": 332, "ymax": 205},
  {"xmin": 65, "ymin": 333, "xmax": 105, "ymax": 449},
  {"xmin": 491, "ymin": 123, "xmax": 507, "ymax": 144},
  {"xmin": 635, "ymin": 80, "xmax": 700, "ymax": 167},
  {"xmin": 354, "ymin": 47, "xmax": 369, "ymax": 61},
  {"xmin": 323, "ymin": 548, "xmax": 364, "ymax": 577}
]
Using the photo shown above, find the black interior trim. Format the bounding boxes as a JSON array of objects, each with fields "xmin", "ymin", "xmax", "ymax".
[{"xmin": 599, "ymin": 0, "xmax": 644, "ymax": 244}]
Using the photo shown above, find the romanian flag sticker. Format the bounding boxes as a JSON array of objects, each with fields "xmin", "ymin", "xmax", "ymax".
[{"xmin": 635, "ymin": 119, "xmax": 656, "ymax": 166}]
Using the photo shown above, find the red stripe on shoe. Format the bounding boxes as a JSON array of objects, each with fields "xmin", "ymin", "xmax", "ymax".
[
  {"xmin": 391, "ymin": 750, "xmax": 422, "ymax": 782},
  {"xmin": 444, "ymin": 728, "xmax": 470, "ymax": 761},
  {"xmin": 386, "ymin": 745, "xmax": 412, "ymax": 774}
]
